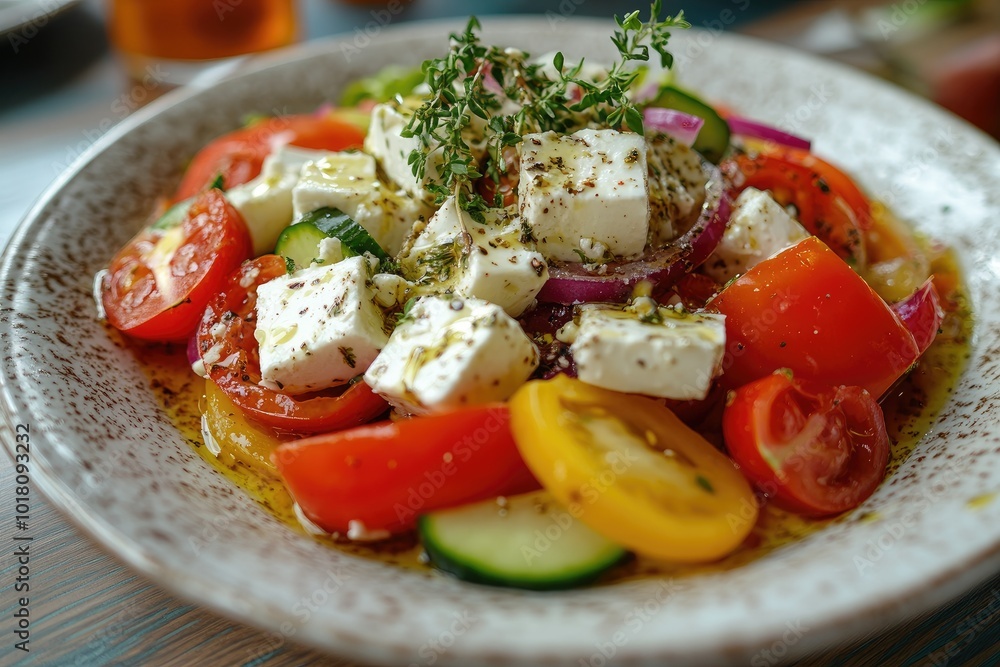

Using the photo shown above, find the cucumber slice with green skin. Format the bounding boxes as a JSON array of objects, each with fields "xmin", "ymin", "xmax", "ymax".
[
  {"xmin": 150, "ymin": 199, "xmax": 192, "ymax": 231},
  {"xmin": 419, "ymin": 491, "xmax": 627, "ymax": 591},
  {"xmin": 339, "ymin": 65, "xmax": 425, "ymax": 107},
  {"xmin": 647, "ymin": 85, "xmax": 730, "ymax": 164},
  {"xmin": 273, "ymin": 221, "xmax": 345, "ymax": 271},
  {"xmin": 297, "ymin": 207, "xmax": 389, "ymax": 261},
  {"xmin": 275, "ymin": 207, "xmax": 400, "ymax": 273}
]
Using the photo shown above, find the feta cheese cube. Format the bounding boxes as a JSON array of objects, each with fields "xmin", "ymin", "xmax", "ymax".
[
  {"xmin": 400, "ymin": 196, "xmax": 548, "ymax": 317},
  {"xmin": 363, "ymin": 101, "xmax": 441, "ymax": 202},
  {"xmin": 254, "ymin": 256, "xmax": 388, "ymax": 394},
  {"xmin": 226, "ymin": 145, "xmax": 331, "ymax": 256},
  {"xmin": 562, "ymin": 299, "xmax": 726, "ymax": 400},
  {"xmin": 518, "ymin": 129, "xmax": 650, "ymax": 262},
  {"xmin": 292, "ymin": 151, "xmax": 431, "ymax": 255},
  {"xmin": 704, "ymin": 187, "xmax": 810, "ymax": 283},
  {"xmin": 364, "ymin": 295, "xmax": 539, "ymax": 415},
  {"xmin": 645, "ymin": 134, "xmax": 708, "ymax": 245}
]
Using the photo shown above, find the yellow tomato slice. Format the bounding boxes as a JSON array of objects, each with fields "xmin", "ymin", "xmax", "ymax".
[
  {"xmin": 203, "ymin": 380, "xmax": 286, "ymax": 477},
  {"xmin": 509, "ymin": 375, "xmax": 758, "ymax": 562}
]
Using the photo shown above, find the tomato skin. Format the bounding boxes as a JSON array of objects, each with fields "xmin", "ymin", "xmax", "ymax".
[
  {"xmin": 197, "ymin": 255, "xmax": 388, "ymax": 433},
  {"xmin": 174, "ymin": 114, "xmax": 367, "ymax": 201},
  {"xmin": 102, "ymin": 189, "xmax": 252, "ymax": 342},
  {"xmin": 272, "ymin": 404, "xmax": 539, "ymax": 533},
  {"xmin": 476, "ymin": 146, "xmax": 519, "ymax": 208},
  {"xmin": 723, "ymin": 373, "xmax": 890, "ymax": 516},
  {"xmin": 708, "ymin": 236, "xmax": 920, "ymax": 399},
  {"xmin": 724, "ymin": 144, "xmax": 872, "ymax": 265},
  {"xmin": 670, "ymin": 272, "xmax": 721, "ymax": 310},
  {"xmin": 510, "ymin": 375, "xmax": 758, "ymax": 563}
]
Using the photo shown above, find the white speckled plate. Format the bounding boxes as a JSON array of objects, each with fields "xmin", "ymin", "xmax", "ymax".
[
  {"xmin": 0, "ymin": 0, "xmax": 77, "ymax": 37},
  {"xmin": 2, "ymin": 18, "xmax": 999, "ymax": 667}
]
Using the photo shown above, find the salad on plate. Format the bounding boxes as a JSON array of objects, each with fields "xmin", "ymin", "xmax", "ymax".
[{"xmin": 96, "ymin": 3, "xmax": 968, "ymax": 590}]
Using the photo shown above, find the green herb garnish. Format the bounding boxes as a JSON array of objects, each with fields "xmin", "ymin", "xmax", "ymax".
[
  {"xmin": 401, "ymin": 2, "xmax": 688, "ymax": 216},
  {"xmin": 695, "ymin": 474, "xmax": 715, "ymax": 494}
]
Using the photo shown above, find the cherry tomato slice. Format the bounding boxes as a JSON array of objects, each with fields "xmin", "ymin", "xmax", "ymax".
[
  {"xmin": 724, "ymin": 144, "xmax": 873, "ymax": 266},
  {"xmin": 272, "ymin": 404, "xmax": 539, "ymax": 533},
  {"xmin": 510, "ymin": 375, "xmax": 757, "ymax": 563},
  {"xmin": 708, "ymin": 236, "xmax": 920, "ymax": 399},
  {"xmin": 723, "ymin": 372, "xmax": 890, "ymax": 516},
  {"xmin": 174, "ymin": 113, "xmax": 367, "ymax": 201},
  {"xmin": 476, "ymin": 145, "xmax": 519, "ymax": 208},
  {"xmin": 197, "ymin": 255, "xmax": 388, "ymax": 433},
  {"xmin": 101, "ymin": 189, "xmax": 252, "ymax": 342}
]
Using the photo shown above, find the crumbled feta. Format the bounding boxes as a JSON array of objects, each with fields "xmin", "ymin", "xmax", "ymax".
[
  {"xmin": 564, "ymin": 298, "xmax": 726, "ymax": 400},
  {"xmin": 578, "ymin": 237, "xmax": 609, "ymax": 263},
  {"xmin": 399, "ymin": 195, "xmax": 548, "ymax": 317},
  {"xmin": 293, "ymin": 502, "xmax": 330, "ymax": 536},
  {"xmin": 93, "ymin": 269, "xmax": 108, "ymax": 321},
  {"xmin": 704, "ymin": 187, "xmax": 810, "ymax": 283},
  {"xmin": 312, "ymin": 237, "xmax": 345, "ymax": 267},
  {"xmin": 364, "ymin": 295, "xmax": 539, "ymax": 415},
  {"xmin": 518, "ymin": 128, "xmax": 650, "ymax": 262},
  {"xmin": 200, "ymin": 414, "xmax": 221, "ymax": 457},
  {"xmin": 226, "ymin": 145, "xmax": 331, "ymax": 256},
  {"xmin": 292, "ymin": 152, "xmax": 432, "ymax": 256},
  {"xmin": 191, "ymin": 358, "xmax": 208, "ymax": 379},
  {"xmin": 371, "ymin": 273, "xmax": 413, "ymax": 309},
  {"xmin": 346, "ymin": 519, "xmax": 391, "ymax": 542},
  {"xmin": 645, "ymin": 134, "xmax": 708, "ymax": 245},
  {"xmin": 254, "ymin": 256, "xmax": 388, "ymax": 394}
]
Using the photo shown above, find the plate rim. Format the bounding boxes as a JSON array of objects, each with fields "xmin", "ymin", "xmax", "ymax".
[
  {"xmin": 2, "ymin": 16, "xmax": 1000, "ymax": 666},
  {"xmin": 0, "ymin": 0, "xmax": 79, "ymax": 38}
]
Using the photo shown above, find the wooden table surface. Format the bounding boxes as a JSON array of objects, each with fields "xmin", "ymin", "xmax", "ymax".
[{"xmin": 1, "ymin": 1, "xmax": 998, "ymax": 665}]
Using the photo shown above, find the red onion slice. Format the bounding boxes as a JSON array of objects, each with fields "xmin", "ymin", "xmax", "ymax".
[
  {"xmin": 643, "ymin": 107, "xmax": 704, "ymax": 147},
  {"xmin": 632, "ymin": 81, "xmax": 660, "ymax": 104},
  {"xmin": 187, "ymin": 334, "xmax": 201, "ymax": 367},
  {"xmin": 313, "ymin": 102, "xmax": 334, "ymax": 117},
  {"xmin": 536, "ymin": 160, "xmax": 731, "ymax": 305},
  {"xmin": 727, "ymin": 114, "xmax": 812, "ymax": 151},
  {"xmin": 891, "ymin": 279, "xmax": 943, "ymax": 355}
]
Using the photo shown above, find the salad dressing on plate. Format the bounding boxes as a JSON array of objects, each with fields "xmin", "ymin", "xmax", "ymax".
[{"xmin": 134, "ymin": 248, "xmax": 971, "ymax": 583}]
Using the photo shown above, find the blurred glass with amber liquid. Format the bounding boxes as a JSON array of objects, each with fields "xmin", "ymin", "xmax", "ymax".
[{"xmin": 108, "ymin": 0, "xmax": 297, "ymax": 87}]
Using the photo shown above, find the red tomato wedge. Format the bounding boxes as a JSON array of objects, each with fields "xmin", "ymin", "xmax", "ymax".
[
  {"xmin": 101, "ymin": 189, "xmax": 252, "ymax": 342},
  {"xmin": 272, "ymin": 405, "xmax": 540, "ymax": 533},
  {"xmin": 724, "ymin": 144, "xmax": 873, "ymax": 266},
  {"xmin": 723, "ymin": 373, "xmax": 890, "ymax": 516},
  {"xmin": 197, "ymin": 255, "xmax": 388, "ymax": 433},
  {"xmin": 174, "ymin": 113, "xmax": 367, "ymax": 201},
  {"xmin": 708, "ymin": 236, "xmax": 920, "ymax": 398}
]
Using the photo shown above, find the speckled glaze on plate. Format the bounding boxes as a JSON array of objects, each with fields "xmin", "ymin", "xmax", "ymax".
[{"xmin": 2, "ymin": 18, "xmax": 999, "ymax": 667}]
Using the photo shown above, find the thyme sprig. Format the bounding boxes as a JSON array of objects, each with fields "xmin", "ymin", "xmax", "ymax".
[{"xmin": 400, "ymin": 2, "xmax": 689, "ymax": 216}]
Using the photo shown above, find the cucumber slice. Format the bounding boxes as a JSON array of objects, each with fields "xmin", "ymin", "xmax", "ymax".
[
  {"xmin": 339, "ymin": 65, "xmax": 425, "ymax": 107},
  {"xmin": 419, "ymin": 491, "xmax": 627, "ymax": 590},
  {"xmin": 647, "ymin": 85, "xmax": 730, "ymax": 164},
  {"xmin": 274, "ymin": 221, "xmax": 345, "ymax": 271},
  {"xmin": 150, "ymin": 199, "xmax": 192, "ymax": 231},
  {"xmin": 297, "ymin": 207, "xmax": 389, "ymax": 261}
]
